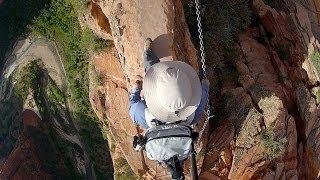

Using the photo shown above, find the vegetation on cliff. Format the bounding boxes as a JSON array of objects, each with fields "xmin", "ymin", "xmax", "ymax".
[
  {"xmin": 184, "ymin": 0, "xmax": 251, "ymax": 80},
  {"xmin": 31, "ymin": 0, "xmax": 113, "ymax": 178},
  {"xmin": 260, "ymin": 127, "xmax": 286, "ymax": 161},
  {"xmin": 183, "ymin": 0, "xmax": 252, "ymax": 132},
  {"xmin": 114, "ymin": 157, "xmax": 136, "ymax": 180},
  {"xmin": 0, "ymin": 89, "xmax": 23, "ymax": 159},
  {"xmin": 312, "ymin": 50, "xmax": 320, "ymax": 76},
  {"xmin": 14, "ymin": 60, "xmax": 84, "ymax": 178},
  {"xmin": 1, "ymin": 0, "xmax": 113, "ymax": 178}
]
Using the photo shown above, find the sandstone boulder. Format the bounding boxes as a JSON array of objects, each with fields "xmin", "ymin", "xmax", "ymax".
[{"xmin": 200, "ymin": 123, "xmax": 234, "ymax": 179}]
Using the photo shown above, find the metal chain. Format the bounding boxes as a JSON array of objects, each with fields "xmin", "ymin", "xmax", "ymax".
[
  {"xmin": 195, "ymin": 0, "xmax": 206, "ymax": 77},
  {"xmin": 194, "ymin": 0, "xmax": 213, "ymax": 149}
]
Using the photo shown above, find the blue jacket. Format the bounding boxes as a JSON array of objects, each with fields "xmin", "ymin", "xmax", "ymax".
[{"xmin": 129, "ymin": 82, "xmax": 210, "ymax": 129}]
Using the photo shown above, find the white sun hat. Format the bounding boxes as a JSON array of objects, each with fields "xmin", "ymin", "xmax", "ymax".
[{"xmin": 143, "ymin": 61, "xmax": 202, "ymax": 122}]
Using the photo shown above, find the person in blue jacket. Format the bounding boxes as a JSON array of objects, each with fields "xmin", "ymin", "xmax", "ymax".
[{"xmin": 129, "ymin": 38, "xmax": 209, "ymax": 129}]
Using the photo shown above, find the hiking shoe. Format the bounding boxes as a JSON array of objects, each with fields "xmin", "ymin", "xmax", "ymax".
[{"xmin": 144, "ymin": 38, "xmax": 153, "ymax": 51}]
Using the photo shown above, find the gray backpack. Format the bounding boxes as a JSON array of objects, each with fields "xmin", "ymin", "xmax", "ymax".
[{"xmin": 144, "ymin": 124, "xmax": 195, "ymax": 162}]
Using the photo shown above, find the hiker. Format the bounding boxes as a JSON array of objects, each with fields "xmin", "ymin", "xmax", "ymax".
[
  {"xmin": 129, "ymin": 38, "xmax": 209, "ymax": 180},
  {"xmin": 128, "ymin": 38, "xmax": 210, "ymax": 129}
]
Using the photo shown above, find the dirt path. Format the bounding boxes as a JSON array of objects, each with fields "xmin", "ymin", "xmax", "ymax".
[
  {"xmin": 0, "ymin": 37, "xmax": 69, "ymax": 100},
  {"xmin": 3, "ymin": 38, "xmax": 67, "ymax": 88}
]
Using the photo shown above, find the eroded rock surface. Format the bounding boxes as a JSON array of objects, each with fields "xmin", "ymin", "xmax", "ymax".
[
  {"xmin": 80, "ymin": 1, "xmax": 113, "ymax": 40},
  {"xmin": 200, "ymin": 0, "xmax": 320, "ymax": 179},
  {"xmin": 0, "ymin": 110, "xmax": 52, "ymax": 179},
  {"xmin": 96, "ymin": 0, "xmax": 198, "ymax": 80},
  {"xmin": 296, "ymin": 84, "xmax": 320, "ymax": 179},
  {"xmin": 89, "ymin": 47, "xmax": 146, "ymax": 174}
]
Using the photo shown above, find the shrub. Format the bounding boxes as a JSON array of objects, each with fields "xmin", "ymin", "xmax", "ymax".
[
  {"xmin": 311, "ymin": 50, "xmax": 320, "ymax": 101},
  {"xmin": 47, "ymin": 78, "xmax": 65, "ymax": 103},
  {"xmin": 13, "ymin": 59, "xmax": 83, "ymax": 178},
  {"xmin": 96, "ymin": 74, "xmax": 104, "ymax": 86},
  {"xmin": 81, "ymin": 27, "xmax": 112, "ymax": 53},
  {"xmin": 184, "ymin": 0, "xmax": 251, "ymax": 80},
  {"xmin": 260, "ymin": 127, "xmax": 286, "ymax": 161},
  {"xmin": 312, "ymin": 50, "xmax": 320, "ymax": 76},
  {"xmin": 94, "ymin": 37, "xmax": 113, "ymax": 52},
  {"xmin": 14, "ymin": 60, "xmax": 50, "ymax": 119},
  {"xmin": 114, "ymin": 157, "xmax": 136, "ymax": 180}
]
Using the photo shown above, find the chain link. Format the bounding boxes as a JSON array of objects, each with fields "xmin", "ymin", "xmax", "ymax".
[
  {"xmin": 195, "ymin": 0, "xmax": 207, "ymax": 77},
  {"xmin": 194, "ymin": 0, "xmax": 212, "ymax": 149}
]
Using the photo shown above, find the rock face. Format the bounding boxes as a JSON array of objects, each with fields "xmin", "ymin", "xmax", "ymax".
[
  {"xmin": 80, "ymin": 1, "xmax": 113, "ymax": 40},
  {"xmin": 296, "ymin": 84, "xmax": 320, "ymax": 179},
  {"xmin": 0, "ymin": 110, "xmax": 52, "ymax": 179},
  {"xmin": 196, "ymin": 0, "xmax": 320, "ymax": 179},
  {"xmin": 96, "ymin": 0, "xmax": 198, "ymax": 80},
  {"xmin": 225, "ymin": 0, "xmax": 320, "ymax": 178},
  {"xmin": 90, "ymin": 46, "xmax": 148, "ymax": 175},
  {"xmin": 88, "ymin": 0, "xmax": 320, "ymax": 179},
  {"xmin": 215, "ymin": 0, "xmax": 319, "ymax": 179}
]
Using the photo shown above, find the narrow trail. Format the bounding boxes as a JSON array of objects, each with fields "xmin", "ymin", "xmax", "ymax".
[
  {"xmin": 0, "ymin": 38, "xmax": 68, "ymax": 100},
  {"xmin": 2, "ymin": 38, "xmax": 67, "ymax": 86}
]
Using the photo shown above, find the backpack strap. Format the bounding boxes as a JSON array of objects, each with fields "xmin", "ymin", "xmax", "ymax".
[
  {"xmin": 133, "ymin": 124, "xmax": 199, "ymax": 151},
  {"xmin": 151, "ymin": 119, "xmax": 165, "ymax": 125}
]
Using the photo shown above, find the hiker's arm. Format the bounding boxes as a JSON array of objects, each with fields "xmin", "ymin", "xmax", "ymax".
[
  {"xmin": 191, "ymin": 79, "xmax": 210, "ymax": 124},
  {"xmin": 129, "ymin": 88, "xmax": 149, "ymax": 128},
  {"xmin": 129, "ymin": 87, "xmax": 142, "ymax": 104}
]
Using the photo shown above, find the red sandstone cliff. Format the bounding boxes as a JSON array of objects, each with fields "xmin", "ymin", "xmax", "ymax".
[
  {"xmin": 0, "ymin": 110, "xmax": 53, "ymax": 179},
  {"xmin": 87, "ymin": 0, "xmax": 320, "ymax": 179}
]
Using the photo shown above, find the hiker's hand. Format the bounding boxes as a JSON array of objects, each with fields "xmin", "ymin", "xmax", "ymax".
[
  {"xmin": 133, "ymin": 136, "xmax": 139, "ymax": 148},
  {"xmin": 133, "ymin": 136, "xmax": 141, "ymax": 151},
  {"xmin": 130, "ymin": 75, "xmax": 143, "ymax": 90},
  {"xmin": 133, "ymin": 135, "xmax": 144, "ymax": 151},
  {"xmin": 202, "ymin": 79, "xmax": 210, "ymax": 86}
]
